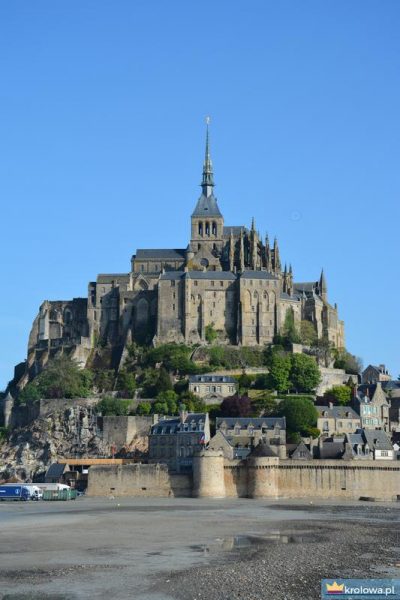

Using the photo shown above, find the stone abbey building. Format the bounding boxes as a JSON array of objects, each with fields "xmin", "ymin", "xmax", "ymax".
[{"xmin": 22, "ymin": 126, "xmax": 344, "ymax": 384}]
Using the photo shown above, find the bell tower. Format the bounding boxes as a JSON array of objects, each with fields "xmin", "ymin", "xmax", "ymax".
[{"xmin": 190, "ymin": 119, "xmax": 224, "ymax": 269}]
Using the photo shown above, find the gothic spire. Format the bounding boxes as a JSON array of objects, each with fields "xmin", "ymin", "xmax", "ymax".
[
  {"xmin": 201, "ymin": 117, "xmax": 214, "ymax": 197},
  {"xmin": 319, "ymin": 268, "xmax": 327, "ymax": 301}
]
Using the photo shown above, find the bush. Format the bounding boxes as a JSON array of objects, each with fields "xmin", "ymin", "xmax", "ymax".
[
  {"xmin": 253, "ymin": 373, "xmax": 270, "ymax": 390},
  {"xmin": 0, "ymin": 426, "xmax": 9, "ymax": 442},
  {"xmin": 136, "ymin": 401, "xmax": 152, "ymax": 415},
  {"xmin": 96, "ymin": 396, "xmax": 131, "ymax": 416},
  {"xmin": 333, "ymin": 350, "xmax": 363, "ymax": 375},
  {"xmin": 141, "ymin": 344, "xmax": 198, "ymax": 374},
  {"xmin": 91, "ymin": 369, "xmax": 115, "ymax": 393},
  {"xmin": 268, "ymin": 353, "xmax": 292, "ymax": 393}
]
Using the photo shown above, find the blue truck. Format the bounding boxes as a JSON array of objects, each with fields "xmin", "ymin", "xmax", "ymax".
[{"xmin": 0, "ymin": 485, "xmax": 30, "ymax": 501}]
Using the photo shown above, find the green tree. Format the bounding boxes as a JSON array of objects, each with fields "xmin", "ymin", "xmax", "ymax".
[
  {"xmin": 323, "ymin": 385, "xmax": 352, "ymax": 406},
  {"xmin": 153, "ymin": 401, "xmax": 168, "ymax": 414},
  {"xmin": 116, "ymin": 369, "xmax": 136, "ymax": 397},
  {"xmin": 238, "ymin": 373, "xmax": 253, "ymax": 392},
  {"xmin": 156, "ymin": 390, "xmax": 178, "ymax": 414},
  {"xmin": 333, "ymin": 349, "xmax": 363, "ymax": 375},
  {"xmin": 290, "ymin": 354, "xmax": 321, "ymax": 393},
  {"xmin": 23, "ymin": 356, "xmax": 94, "ymax": 400},
  {"xmin": 136, "ymin": 401, "xmax": 152, "ymax": 415},
  {"xmin": 205, "ymin": 323, "xmax": 218, "ymax": 344},
  {"xmin": 278, "ymin": 397, "xmax": 318, "ymax": 437},
  {"xmin": 268, "ymin": 353, "xmax": 292, "ymax": 393},
  {"xmin": 251, "ymin": 394, "xmax": 278, "ymax": 417},
  {"xmin": 282, "ymin": 308, "xmax": 301, "ymax": 344},
  {"xmin": 18, "ymin": 382, "xmax": 41, "ymax": 405},
  {"xmin": 96, "ymin": 396, "xmax": 131, "ymax": 416},
  {"xmin": 92, "ymin": 369, "xmax": 115, "ymax": 393},
  {"xmin": 300, "ymin": 320, "xmax": 318, "ymax": 346}
]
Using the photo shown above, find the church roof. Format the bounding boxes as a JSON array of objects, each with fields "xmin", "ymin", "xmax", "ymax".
[
  {"xmin": 223, "ymin": 225, "xmax": 247, "ymax": 236},
  {"xmin": 191, "ymin": 192, "xmax": 222, "ymax": 218},
  {"xmin": 240, "ymin": 271, "xmax": 278, "ymax": 280},
  {"xmin": 135, "ymin": 249, "xmax": 186, "ymax": 260}
]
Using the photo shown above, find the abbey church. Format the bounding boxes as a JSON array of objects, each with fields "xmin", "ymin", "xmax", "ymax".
[{"xmin": 22, "ymin": 126, "xmax": 344, "ymax": 384}]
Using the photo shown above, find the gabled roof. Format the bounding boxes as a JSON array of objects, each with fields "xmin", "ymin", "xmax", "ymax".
[
  {"xmin": 363, "ymin": 429, "xmax": 393, "ymax": 451},
  {"xmin": 191, "ymin": 193, "xmax": 222, "ymax": 218},
  {"xmin": 316, "ymin": 406, "xmax": 360, "ymax": 420},
  {"xmin": 249, "ymin": 441, "xmax": 277, "ymax": 458},
  {"xmin": 45, "ymin": 463, "xmax": 67, "ymax": 479}
]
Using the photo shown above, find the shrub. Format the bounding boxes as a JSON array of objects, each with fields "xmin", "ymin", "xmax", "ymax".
[
  {"xmin": 290, "ymin": 354, "xmax": 321, "ymax": 393},
  {"xmin": 277, "ymin": 397, "xmax": 318, "ymax": 437},
  {"xmin": 323, "ymin": 385, "xmax": 352, "ymax": 406},
  {"xmin": 205, "ymin": 323, "xmax": 218, "ymax": 344},
  {"xmin": 136, "ymin": 401, "xmax": 152, "ymax": 416},
  {"xmin": 96, "ymin": 396, "xmax": 131, "ymax": 416}
]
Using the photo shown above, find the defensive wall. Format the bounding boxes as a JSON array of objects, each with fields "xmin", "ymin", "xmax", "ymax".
[
  {"xmin": 87, "ymin": 463, "xmax": 192, "ymax": 497},
  {"xmin": 87, "ymin": 454, "xmax": 400, "ymax": 502}
]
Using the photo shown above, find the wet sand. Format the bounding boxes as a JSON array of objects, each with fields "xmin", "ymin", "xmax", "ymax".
[{"xmin": 0, "ymin": 498, "xmax": 398, "ymax": 600}]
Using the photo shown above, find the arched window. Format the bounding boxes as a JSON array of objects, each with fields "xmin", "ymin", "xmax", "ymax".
[
  {"xmin": 205, "ymin": 222, "xmax": 210, "ymax": 236},
  {"xmin": 64, "ymin": 309, "xmax": 72, "ymax": 325},
  {"xmin": 198, "ymin": 222, "xmax": 203, "ymax": 236},
  {"xmin": 212, "ymin": 221, "xmax": 217, "ymax": 236}
]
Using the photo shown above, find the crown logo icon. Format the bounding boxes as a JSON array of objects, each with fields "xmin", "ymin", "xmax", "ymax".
[{"xmin": 326, "ymin": 581, "xmax": 345, "ymax": 594}]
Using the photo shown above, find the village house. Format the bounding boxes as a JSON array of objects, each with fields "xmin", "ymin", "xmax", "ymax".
[
  {"xmin": 362, "ymin": 364, "xmax": 392, "ymax": 384},
  {"xmin": 316, "ymin": 404, "xmax": 361, "ymax": 437},
  {"xmin": 353, "ymin": 383, "xmax": 390, "ymax": 432},
  {"xmin": 148, "ymin": 410, "xmax": 210, "ymax": 472},
  {"xmin": 346, "ymin": 429, "xmax": 394, "ymax": 460},
  {"xmin": 215, "ymin": 417, "xmax": 286, "ymax": 458},
  {"xmin": 188, "ymin": 374, "xmax": 237, "ymax": 404}
]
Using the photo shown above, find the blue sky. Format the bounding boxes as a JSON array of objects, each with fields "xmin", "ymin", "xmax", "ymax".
[{"xmin": 1, "ymin": 1, "xmax": 399, "ymax": 388}]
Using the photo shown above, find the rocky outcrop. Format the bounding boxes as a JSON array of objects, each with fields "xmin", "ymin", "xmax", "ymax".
[{"xmin": 0, "ymin": 404, "xmax": 107, "ymax": 481}]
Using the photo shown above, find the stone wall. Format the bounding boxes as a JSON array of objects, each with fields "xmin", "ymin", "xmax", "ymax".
[
  {"xmin": 87, "ymin": 463, "xmax": 192, "ymax": 497},
  {"xmin": 219, "ymin": 458, "xmax": 400, "ymax": 501},
  {"xmin": 102, "ymin": 416, "xmax": 153, "ymax": 448},
  {"xmin": 316, "ymin": 368, "xmax": 358, "ymax": 396}
]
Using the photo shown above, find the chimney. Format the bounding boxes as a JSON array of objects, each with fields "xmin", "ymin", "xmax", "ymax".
[
  {"xmin": 329, "ymin": 402, "xmax": 333, "ymax": 409},
  {"xmin": 179, "ymin": 406, "xmax": 188, "ymax": 424}
]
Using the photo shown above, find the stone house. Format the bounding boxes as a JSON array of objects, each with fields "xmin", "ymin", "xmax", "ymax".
[
  {"xmin": 215, "ymin": 417, "xmax": 286, "ymax": 458},
  {"xmin": 362, "ymin": 364, "xmax": 392, "ymax": 384},
  {"xmin": 353, "ymin": 383, "xmax": 390, "ymax": 432},
  {"xmin": 148, "ymin": 411, "xmax": 210, "ymax": 472},
  {"xmin": 286, "ymin": 441, "xmax": 313, "ymax": 460},
  {"xmin": 188, "ymin": 374, "xmax": 237, "ymax": 404},
  {"xmin": 346, "ymin": 429, "xmax": 394, "ymax": 460},
  {"xmin": 316, "ymin": 404, "xmax": 361, "ymax": 437}
]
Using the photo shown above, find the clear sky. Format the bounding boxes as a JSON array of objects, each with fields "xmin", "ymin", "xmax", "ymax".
[{"xmin": 1, "ymin": 1, "xmax": 399, "ymax": 389}]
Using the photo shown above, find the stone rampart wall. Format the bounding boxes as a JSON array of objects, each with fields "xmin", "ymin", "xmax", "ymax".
[
  {"xmin": 102, "ymin": 416, "xmax": 153, "ymax": 448},
  {"xmin": 87, "ymin": 463, "xmax": 192, "ymax": 497}
]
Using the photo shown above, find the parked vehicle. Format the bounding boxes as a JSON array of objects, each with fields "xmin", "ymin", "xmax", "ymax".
[
  {"xmin": 0, "ymin": 485, "xmax": 30, "ymax": 501},
  {"xmin": 0, "ymin": 483, "xmax": 43, "ymax": 500}
]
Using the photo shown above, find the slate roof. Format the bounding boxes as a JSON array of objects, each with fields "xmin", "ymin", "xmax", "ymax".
[
  {"xmin": 249, "ymin": 441, "xmax": 277, "ymax": 458},
  {"xmin": 319, "ymin": 440, "xmax": 345, "ymax": 459},
  {"xmin": 150, "ymin": 413, "xmax": 206, "ymax": 435},
  {"xmin": 316, "ymin": 406, "xmax": 360, "ymax": 420},
  {"xmin": 191, "ymin": 193, "xmax": 222, "ymax": 217},
  {"xmin": 294, "ymin": 282, "xmax": 316, "ymax": 292},
  {"xmin": 240, "ymin": 271, "xmax": 279, "ymax": 280},
  {"xmin": 189, "ymin": 374, "xmax": 237, "ymax": 384},
  {"xmin": 223, "ymin": 226, "xmax": 247, "ymax": 236},
  {"xmin": 280, "ymin": 292, "xmax": 302, "ymax": 302},
  {"xmin": 45, "ymin": 463, "xmax": 67, "ymax": 479},
  {"xmin": 363, "ymin": 429, "xmax": 393, "ymax": 451},
  {"xmin": 216, "ymin": 417, "xmax": 286, "ymax": 430},
  {"xmin": 135, "ymin": 249, "xmax": 186, "ymax": 260},
  {"xmin": 97, "ymin": 274, "xmax": 130, "ymax": 283}
]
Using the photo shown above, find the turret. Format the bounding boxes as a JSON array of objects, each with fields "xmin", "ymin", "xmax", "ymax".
[
  {"xmin": 264, "ymin": 234, "xmax": 271, "ymax": 271},
  {"xmin": 229, "ymin": 229, "xmax": 235, "ymax": 272}
]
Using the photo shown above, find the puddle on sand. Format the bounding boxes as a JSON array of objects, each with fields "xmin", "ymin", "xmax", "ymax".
[{"xmin": 188, "ymin": 531, "xmax": 315, "ymax": 554}]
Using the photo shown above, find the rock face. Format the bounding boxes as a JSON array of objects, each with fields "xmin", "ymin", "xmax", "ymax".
[{"xmin": 0, "ymin": 404, "xmax": 107, "ymax": 481}]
